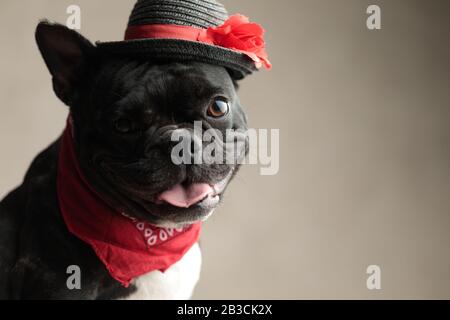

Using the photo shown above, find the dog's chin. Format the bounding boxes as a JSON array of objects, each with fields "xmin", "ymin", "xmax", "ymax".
[
  {"xmin": 133, "ymin": 190, "xmax": 222, "ymax": 228},
  {"xmin": 144, "ymin": 196, "xmax": 220, "ymax": 229},
  {"xmin": 102, "ymin": 169, "xmax": 235, "ymax": 228}
]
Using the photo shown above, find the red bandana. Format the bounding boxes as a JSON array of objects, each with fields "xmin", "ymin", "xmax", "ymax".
[{"xmin": 57, "ymin": 117, "xmax": 201, "ymax": 287}]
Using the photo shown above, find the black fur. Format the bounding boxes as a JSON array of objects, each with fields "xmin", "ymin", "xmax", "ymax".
[{"xmin": 0, "ymin": 22, "xmax": 248, "ymax": 299}]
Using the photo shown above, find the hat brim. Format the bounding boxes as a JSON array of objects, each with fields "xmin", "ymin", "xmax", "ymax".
[{"xmin": 96, "ymin": 38, "xmax": 257, "ymax": 80}]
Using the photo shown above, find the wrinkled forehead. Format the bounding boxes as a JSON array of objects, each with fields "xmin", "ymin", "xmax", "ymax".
[
  {"xmin": 90, "ymin": 60, "xmax": 236, "ymax": 115},
  {"xmin": 96, "ymin": 60, "xmax": 234, "ymax": 97}
]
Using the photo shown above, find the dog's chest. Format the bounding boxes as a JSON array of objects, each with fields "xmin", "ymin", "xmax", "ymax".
[{"xmin": 120, "ymin": 243, "xmax": 202, "ymax": 300}]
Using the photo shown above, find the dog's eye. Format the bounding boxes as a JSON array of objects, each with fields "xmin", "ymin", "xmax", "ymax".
[
  {"xmin": 114, "ymin": 118, "xmax": 133, "ymax": 134},
  {"xmin": 207, "ymin": 98, "xmax": 230, "ymax": 118}
]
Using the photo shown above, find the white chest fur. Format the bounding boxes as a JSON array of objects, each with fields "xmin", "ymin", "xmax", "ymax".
[{"xmin": 121, "ymin": 243, "xmax": 202, "ymax": 300}]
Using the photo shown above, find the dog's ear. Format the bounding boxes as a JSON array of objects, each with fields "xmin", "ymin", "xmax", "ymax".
[{"xmin": 35, "ymin": 21, "xmax": 95, "ymax": 106}]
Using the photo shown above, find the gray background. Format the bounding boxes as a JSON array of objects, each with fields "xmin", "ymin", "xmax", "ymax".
[{"xmin": 1, "ymin": 0, "xmax": 449, "ymax": 299}]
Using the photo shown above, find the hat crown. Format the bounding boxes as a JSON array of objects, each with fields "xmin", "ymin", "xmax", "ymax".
[{"xmin": 128, "ymin": 0, "xmax": 229, "ymax": 29}]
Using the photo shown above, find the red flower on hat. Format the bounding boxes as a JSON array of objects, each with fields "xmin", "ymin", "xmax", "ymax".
[{"xmin": 199, "ymin": 14, "xmax": 272, "ymax": 70}]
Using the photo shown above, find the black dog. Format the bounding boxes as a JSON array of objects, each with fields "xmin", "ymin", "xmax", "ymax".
[{"xmin": 0, "ymin": 22, "xmax": 248, "ymax": 300}]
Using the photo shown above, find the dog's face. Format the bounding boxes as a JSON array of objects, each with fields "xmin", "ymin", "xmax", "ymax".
[{"xmin": 36, "ymin": 22, "xmax": 248, "ymax": 227}]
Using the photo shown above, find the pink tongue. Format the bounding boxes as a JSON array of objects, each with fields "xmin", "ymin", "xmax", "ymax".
[{"xmin": 158, "ymin": 183, "xmax": 214, "ymax": 208}]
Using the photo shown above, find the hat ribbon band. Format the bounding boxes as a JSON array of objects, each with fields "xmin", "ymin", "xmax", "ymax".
[{"xmin": 125, "ymin": 24, "xmax": 207, "ymax": 43}]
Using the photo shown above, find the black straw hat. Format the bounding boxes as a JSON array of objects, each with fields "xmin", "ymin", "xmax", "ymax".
[{"xmin": 96, "ymin": 0, "xmax": 271, "ymax": 79}]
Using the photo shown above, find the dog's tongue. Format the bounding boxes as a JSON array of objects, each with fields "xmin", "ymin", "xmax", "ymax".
[{"xmin": 158, "ymin": 183, "xmax": 214, "ymax": 208}]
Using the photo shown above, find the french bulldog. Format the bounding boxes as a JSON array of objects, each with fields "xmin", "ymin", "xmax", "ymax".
[{"xmin": 0, "ymin": 21, "xmax": 248, "ymax": 300}]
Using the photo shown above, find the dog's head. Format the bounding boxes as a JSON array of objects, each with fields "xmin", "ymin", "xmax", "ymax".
[{"xmin": 36, "ymin": 22, "xmax": 248, "ymax": 227}]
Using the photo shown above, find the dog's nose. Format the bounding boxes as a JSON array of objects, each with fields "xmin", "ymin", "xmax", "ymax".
[
  {"xmin": 143, "ymin": 126, "xmax": 203, "ymax": 163},
  {"xmin": 169, "ymin": 128, "xmax": 203, "ymax": 164}
]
